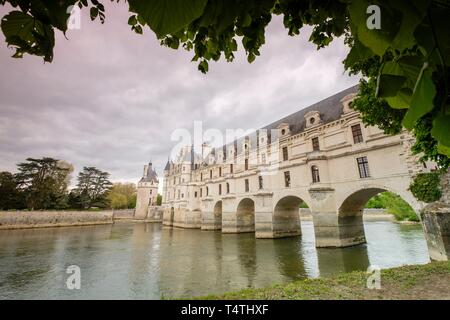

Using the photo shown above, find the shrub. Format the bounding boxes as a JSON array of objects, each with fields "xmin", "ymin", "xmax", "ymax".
[{"xmin": 409, "ymin": 172, "xmax": 442, "ymax": 203}]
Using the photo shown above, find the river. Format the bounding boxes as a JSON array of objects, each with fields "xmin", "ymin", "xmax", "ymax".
[{"xmin": 0, "ymin": 220, "xmax": 429, "ymax": 299}]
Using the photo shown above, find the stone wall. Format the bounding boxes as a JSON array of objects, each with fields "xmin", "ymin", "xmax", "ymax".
[
  {"xmin": 0, "ymin": 211, "xmax": 114, "ymax": 230},
  {"xmin": 112, "ymin": 209, "xmax": 135, "ymax": 219}
]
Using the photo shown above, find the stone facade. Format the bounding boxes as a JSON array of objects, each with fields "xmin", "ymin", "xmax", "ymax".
[{"xmin": 161, "ymin": 86, "xmax": 435, "ymax": 248}]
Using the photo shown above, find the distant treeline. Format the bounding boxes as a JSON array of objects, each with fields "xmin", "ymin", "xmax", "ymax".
[
  {"xmin": 366, "ymin": 191, "xmax": 419, "ymax": 222},
  {"xmin": 0, "ymin": 157, "xmax": 142, "ymax": 211}
]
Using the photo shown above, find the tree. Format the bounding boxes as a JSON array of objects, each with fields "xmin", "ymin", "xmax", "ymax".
[
  {"xmin": 108, "ymin": 182, "xmax": 137, "ymax": 209},
  {"xmin": 71, "ymin": 166, "xmax": 112, "ymax": 209},
  {"xmin": 14, "ymin": 157, "xmax": 72, "ymax": 210},
  {"xmin": 1, "ymin": 1, "xmax": 449, "ymax": 164},
  {"xmin": 0, "ymin": 171, "xmax": 24, "ymax": 210}
]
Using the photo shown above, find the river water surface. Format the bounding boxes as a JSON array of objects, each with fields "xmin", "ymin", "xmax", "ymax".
[{"xmin": 0, "ymin": 221, "xmax": 429, "ymax": 299}]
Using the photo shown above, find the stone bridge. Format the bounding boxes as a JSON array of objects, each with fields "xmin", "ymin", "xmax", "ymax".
[{"xmin": 160, "ymin": 86, "xmax": 434, "ymax": 249}]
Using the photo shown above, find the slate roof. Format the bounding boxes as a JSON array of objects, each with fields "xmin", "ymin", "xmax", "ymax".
[
  {"xmin": 141, "ymin": 162, "xmax": 159, "ymax": 183},
  {"xmin": 214, "ymin": 85, "xmax": 359, "ymax": 155},
  {"xmin": 261, "ymin": 85, "xmax": 358, "ymax": 136}
]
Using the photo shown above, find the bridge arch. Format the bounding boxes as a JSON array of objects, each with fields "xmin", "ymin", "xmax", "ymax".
[
  {"xmin": 236, "ymin": 198, "xmax": 255, "ymax": 233},
  {"xmin": 213, "ymin": 200, "xmax": 223, "ymax": 230},
  {"xmin": 272, "ymin": 196, "xmax": 308, "ymax": 238},
  {"xmin": 338, "ymin": 184, "xmax": 419, "ymax": 218}
]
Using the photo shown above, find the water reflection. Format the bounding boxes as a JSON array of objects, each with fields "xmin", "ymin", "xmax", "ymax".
[{"xmin": 0, "ymin": 220, "xmax": 429, "ymax": 299}]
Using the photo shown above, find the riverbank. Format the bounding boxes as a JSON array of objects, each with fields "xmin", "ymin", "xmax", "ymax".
[{"xmin": 199, "ymin": 261, "xmax": 450, "ymax": 300}]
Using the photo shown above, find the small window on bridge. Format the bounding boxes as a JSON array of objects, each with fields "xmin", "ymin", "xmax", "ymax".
[
  {"xmin": 284, "ymin": 171, "xmax": 291, "ymax": 187},
  {"xmin": 357, "ymin": 156, "xmax": 371, "ymax": 178},
  {"xmin": 311, "ymin": 165, "xmax": 320, "ymax": 183}
]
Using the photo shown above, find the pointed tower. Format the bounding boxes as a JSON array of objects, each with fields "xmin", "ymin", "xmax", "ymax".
[{"xmin": 135, "ymin": 162, "xmax": 159, "ymax": 219}]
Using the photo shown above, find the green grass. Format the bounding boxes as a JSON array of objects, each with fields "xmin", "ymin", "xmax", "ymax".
[
  {"xmin": 196, "ymin": 261, "xmax": 450, "ymax": 300},
  {"xmin": 366, "ymin": 192, "xmax": 419, "ymax": 222}
]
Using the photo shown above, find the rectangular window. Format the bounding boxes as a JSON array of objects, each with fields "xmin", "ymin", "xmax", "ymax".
[
  {"xmin": 357, "ymin": 156, "xmax": 371, "ymax": 178},
  {"xmin": 226, "ymin": 183, "xmax": 230, "ymax": 194},
  {"xmin": 230, "ymin": 164, "xmax": 233, "ymax": 174},
  {"xmin": 258, "ymin": 176, "xmax": 263, "ymax": 189},
  {"xmin": 219, "ymin": 184, "xmax": 222, "ymax": 195},
  {"xmin": 282, "ymin": 146, "xmax": 288, "ymax": 161},
  {"xmin": 352, "ymin": 124, "xmax": 364, "ymax": 143},
  {"xmin": 200, "ymin": 173, "xmax": 203, "ymax": 181},
  {"xmin": 245, "ymin": 158, "xmax": 249, "ymax": 170},
  {"xmin": 312, "ymin": 137, "xmax": 320, "ymax": 151},
  {"xmin": 200, "ymin": 188, "xmax": 202, "ymax": 197},
  {"xmin": 194, "ymin": 191, "xmax": 198, "ymax": 198},
  {"xmin": 245, "ymin": 179, "xmax": 249, "ymax": 192},
  {"xmin": 210, "ymin": 170, "xmax": 213, "ymax": 179},
  {"xmin": 219, "ymin": 167, "xmax": 222, "ymax": 177},
  {"xmin": 284, "ymin": 171, "xmax": 291, "ymax": 188}
]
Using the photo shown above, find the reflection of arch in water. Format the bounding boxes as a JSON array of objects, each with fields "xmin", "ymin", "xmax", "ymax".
[
  {"xmin": 316, "ymin": 245, "xmax": 370, "ymax": 277},
  {"xmin": 169, "ymin": 207, "xmax": 175, "ymax": 226},
  {"xmin": 271, "ymin": 237, "xmax": 307, "ymax": 281},
  {"xmin": 236, "ymin": 198, "xmax": 255, "ymax": 233},
  {"xmin": 272, "ymin": 196, "xmax": 311, "ymax": 238}
]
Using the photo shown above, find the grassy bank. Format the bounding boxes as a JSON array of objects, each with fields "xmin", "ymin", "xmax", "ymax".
[{"xmin": 199, "ymin": 261, "xmax": 450, "ymax": 300}]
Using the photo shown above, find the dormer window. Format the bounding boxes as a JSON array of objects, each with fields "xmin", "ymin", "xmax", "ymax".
[
  {"xmin": 341, "ymin": 93, "xmax": 357, "ymax": 114},
  {"xmin": 277, "ymin": 123, "xmax": 290, "ymax": 137},
  {"xmin": 304, "ymin": 111, "xmax": 321, "ymax": 128}
]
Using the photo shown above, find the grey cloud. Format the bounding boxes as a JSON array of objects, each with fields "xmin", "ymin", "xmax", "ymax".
[{"xmin": 0, "ymin": 2, "xmax": 358, "ymax": 185}]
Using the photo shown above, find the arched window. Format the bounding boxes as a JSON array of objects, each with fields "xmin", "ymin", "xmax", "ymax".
[
  {"xmin": 311, "ymin": 165, "xmax": 320, "ymax": 183},
  {"xmin": 226, "ymin": 182, "xmax": 230, "ymax": 194}
]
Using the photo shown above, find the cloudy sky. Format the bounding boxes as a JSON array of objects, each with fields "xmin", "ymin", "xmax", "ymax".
[{"xmin": 0, "ymin": 2, "xmax": 358, "ymax": 186}]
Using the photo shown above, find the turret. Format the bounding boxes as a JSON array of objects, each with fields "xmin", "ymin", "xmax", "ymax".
[{"xmin": 135, "ymin": 161, "xmax": 159, "ymax": 219}]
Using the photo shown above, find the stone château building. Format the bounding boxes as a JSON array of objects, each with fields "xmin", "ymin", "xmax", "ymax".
[{"xmin": 161, "ymin": 85, "xmax": 435, "ymax": 248}]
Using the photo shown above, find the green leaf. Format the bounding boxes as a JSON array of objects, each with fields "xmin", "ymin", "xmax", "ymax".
[
  {"xmin": 437, "ymin": 143, "xmax": 450, "ymax": 158},
  {"xmin": 1, "ymin": 11, "xmax": 36, "ymax": 44},
  {"xmin": 385, "ymin": 88, "xmax": 412, "ymax": 109},
  {"xmin": 402, "ymin": 65, "xmax": 436, "ymax": 129},
  {"xmin": 90, "ymin": 7, "xmax": 99, "ymax": 20},
  {"xmin": 128, "ymin": 15, "xmax": 137, "ymax": 26},
  {"xmin": 431, "ymin": 114, "xmax": 450, "ymax": 151},
  {"xmin": 376, "ymin": 74, "xmax": 406, "ymax": 97},
  {"xmin": 344, "ymin": 38, "xmax": 373, "ymax": 70},
  {"xmin": 128, "ymin": 0, "xmax": 208, "ymax": 38},
  {"xmin": 348, "ymin": 0, "xmax": 401, "ymax": 55}
]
